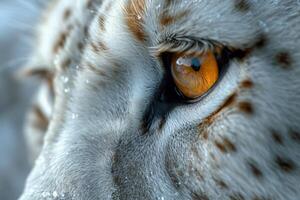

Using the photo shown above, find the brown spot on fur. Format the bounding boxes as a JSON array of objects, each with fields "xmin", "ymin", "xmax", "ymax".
[
  {"xmin": 25, "ymin": 68, "xmax": 53, "ymax": 79},
  {"xmin": 215, "ymin": 93, "xmax": 237, "ymax": 115},
  {"xmin": 98, "ymin": 15, "xmax": 105, "ymax": 31},
  {"xmin": 192, "ymin": 193, "xmax": 210, "ymax": 200},
  {"xmin": 63, "ymin": 8, "xmax": 72, "ymax": 20},
  {"xmin": 214, "ymin": 178, "xmax": 228, "ymax": 189},
  {"xmin": 125, "ymin": 0, "xmax": 146, "ymax": 42},
  {"xmin": 77, "ymin": 42, "xmax": 84, "ymax": 52},
  {"xmin": 215, "ymin": 137, "xmax": 236, "ymax": 153},
  {"xmin": 198, "ymin": 93, "xmax": 237, "ymax": 140},
  {"xmin": 238, "ymin": 102, "xmax": 254, "ymax": 114},
  {"xmin": 234, "ymin": 0, "xmax": 251, "ymax": 12},
  {"xmin": 240, "ymin": 79, "xmax": 254, "ymax": 89},
  {"xmin": 85, "ymin": 62, "xmax": 107, "ymax": 76},
  {"xmin": 290, "ymin": 131, "xmax": 300, "ymax": 143},
  {"xmin": 32, "ymin": 105, "xmax": 49, "ymax": 130},
  {"xmin": 248, "ymin": 162, "xmax": 263, "ymax": 178},
  {"xmin": 53, "ymin": 31, "xmax": 68, "ymax": 53},
  {"xmin": 91, "ymin": 41, "xmax": 108, "ymax": 52},
  {"xmin": 254, "ymin": 34, "xmax": 268, "ymax": 49},
  {"xmin": 201, "ymin": 131, "xmax": 209, "ymax": 140},
  {"xmin": 160, "ymin": 11, "xmax": 188, "ymax": 26},
  {"xmin": 276, "ymin": 156, "xmax": 295, "ymax": 172},
  {"xmin": 271, "ymin": 131, "xmax": 283, "ymax": 144},
  {"xmin": 230, "ymin": 193, "xmax": 245, "ymax": 200},
  {"xmin": 201, "ymin": 93, "xmax": 237, "ymax": 126},
  {"xmin": 61, "ymin": 58, "xmax": 72, "ymax": 70},
  {"xmin": 25, "ymin": 69, "xmax": 55, "ymax": 95},
  {"xmin": 215, "ymin": 141, "xmax": 227, "ymax": 152},
  {"xmin": 275, "ymin": 52, "xmax": 293, "ymax": 69},
  {"xmin": 223, "ymin": 138, "xmax": 236, "ymax": 152}
]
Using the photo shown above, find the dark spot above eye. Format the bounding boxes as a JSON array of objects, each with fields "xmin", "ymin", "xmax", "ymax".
[
  {"xmin": 254, "ymin": 34, "xmax": 268, "ymax": 49},
  {"xmin": 275, "ymin": 156, "xmax": 295, "ymax": 172},
  {"xmin": 238, "ymin": 102, "xmax": 254, "ymax": 114},
  {"xmin": 271, "ymin": 131, "xmax": 283, "ymax": 144},
  {"xmin": 248, "ymin": 162, "xmax": 263, "ymax": 178},
  {"xmin": 275, "ymin": 52, "xmax": 293, "ymax": 69},
  {"xmin": 240, "ymin": 79, "xmax": 254, "ymax": 89},
  {"xmin": 234, "ymin": 0, "xmax": 251, "ymax": 12}
]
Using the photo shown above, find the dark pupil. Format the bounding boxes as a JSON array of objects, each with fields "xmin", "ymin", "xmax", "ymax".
[{"xmin": 191, "ymin": 58, "xmax": 201, "ymax": 71}]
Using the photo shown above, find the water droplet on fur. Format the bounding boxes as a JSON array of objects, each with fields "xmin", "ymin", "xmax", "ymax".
[
  {"xmin": 42, "ymin": 191, "xmax": 51, "ymax": 198},
  {"xmin": 62, "ymin": 76, "xmax": 69, "ymax": 83},
  {"xmin": 52, "ymin": 191, "xmax": 58, "ymax": 198},
  {"xmin": 72, "ymin": 113, "xmax": 79, "ymax": 119},
  {"xmin": 64, "ymin": 88, "xmax": 70, "ymax": 93}
]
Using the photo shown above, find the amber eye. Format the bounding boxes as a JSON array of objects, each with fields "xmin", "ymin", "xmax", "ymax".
[{"xmin": 171, "ymin": 51, "xmax": 219, "ymax": 99}]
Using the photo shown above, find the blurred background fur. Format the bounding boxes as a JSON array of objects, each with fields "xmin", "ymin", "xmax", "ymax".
[{"xmin": 0, "ymin": 0, "xmax": 46, "ymax": 199}]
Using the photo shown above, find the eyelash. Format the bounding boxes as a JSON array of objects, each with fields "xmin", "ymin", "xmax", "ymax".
[{"xmin": 153, "ymin": 36, "xmax": 219, "ymax": 56}]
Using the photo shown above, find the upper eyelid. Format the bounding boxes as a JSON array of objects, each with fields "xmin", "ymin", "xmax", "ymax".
[{"xmin": 150, "ymin": 35, "xmax": 223, "ymax": 57}]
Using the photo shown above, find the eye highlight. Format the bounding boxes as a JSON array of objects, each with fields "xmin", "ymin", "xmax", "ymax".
[{"xmin": 171, "ymin": 51, "xmax": 219, "ymax": 99}]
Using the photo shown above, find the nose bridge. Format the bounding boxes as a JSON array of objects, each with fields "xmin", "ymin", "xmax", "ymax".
[{"xmin": 111, "ymin": 132, "xmax": 166, "ymax": 199}]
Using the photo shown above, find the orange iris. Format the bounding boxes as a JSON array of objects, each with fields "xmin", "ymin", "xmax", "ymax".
[{"xmin": 171, "ymin": 51, "xmax": 219, "ymax": 99}]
